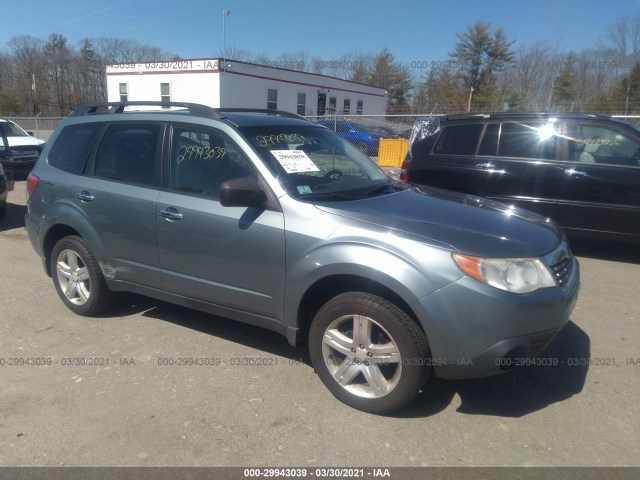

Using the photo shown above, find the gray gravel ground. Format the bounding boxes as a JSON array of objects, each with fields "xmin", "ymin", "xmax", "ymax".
[{"xmin": 1, "ymin": 180, "xmax": 639, "ymax": 467}]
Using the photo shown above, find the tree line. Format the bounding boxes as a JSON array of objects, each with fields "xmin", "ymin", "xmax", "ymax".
[{"xmin": 1, "ymin": 15, "xmax": 639, "ymax": 117}]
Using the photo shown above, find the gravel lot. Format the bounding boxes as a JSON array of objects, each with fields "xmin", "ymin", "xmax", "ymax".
[{"xmin": 1, "ymin": 180, "xmax": 639, "ymax": 467}]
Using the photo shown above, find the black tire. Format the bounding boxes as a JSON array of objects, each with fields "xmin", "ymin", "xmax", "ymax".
[
  {"xmin": 0, "ymin": 202, "xmax": 5, "ymax": 221},
  {"xmin": 50, "ymin": 235, "xmax": 113, "ymax": 316},
  {"xmin": 308, "ymin": 292, "xmax": 431, "ymax": 414}
]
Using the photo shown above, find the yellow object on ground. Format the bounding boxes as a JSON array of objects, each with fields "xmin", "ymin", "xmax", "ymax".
[{"xmin": 377, "ymin": 138, "xmax": 409, "ymax": 167}]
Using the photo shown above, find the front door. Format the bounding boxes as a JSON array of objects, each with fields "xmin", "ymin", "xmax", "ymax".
[
  {"xmin": 155, "ymin": 124, "xmax": 286, "ymax": 319},
  {"xmin": 556, "ymin": 121, "xmax": 640, "ymax": 238}
]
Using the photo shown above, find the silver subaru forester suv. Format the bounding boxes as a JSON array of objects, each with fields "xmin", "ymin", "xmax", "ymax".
[{"xmin": 26, "ymin": 102, "xmax": 580, "ymax": 413}]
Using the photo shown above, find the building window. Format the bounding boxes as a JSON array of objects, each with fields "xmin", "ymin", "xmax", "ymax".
[
  {"xmin": 297, "ymin": 92, "xmax": 306, "ymax": 116},
  {"xmin": 356, "ymin": 100, "xmax": 363, "ymax": 115},
  {"xmin": 119, "ymin": 83, "xmax": 128, "ymax": 102},
  {"xmin": 160, "ymin": 83, "xmax": 171, "ymax": 105},
  {"xmin": 343, "ymin": 99, "xmax": 351, "ymax": 114},
  {"xmin": 328, "ymin": 96, "xmax": 337, "ymax": 113},
  {"xmin": 267, "ymin": 89, "xmax": 278, "ymax": 110}
]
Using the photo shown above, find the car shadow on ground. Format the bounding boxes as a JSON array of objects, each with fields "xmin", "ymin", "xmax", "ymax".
[
  {"xmin": 0, "ymin": 201, "xmax": 27, "ymax": 233},
  {"xmin": 568, "ymin": 236, "xmax": 640, "ymax": 265},
  {"xmin": 106, "ymin": 294, "xmax": 589, "ymax": 419},
  {"xmin": 103, "ymin": 293, "xmax": 310, "ymax": 361}
]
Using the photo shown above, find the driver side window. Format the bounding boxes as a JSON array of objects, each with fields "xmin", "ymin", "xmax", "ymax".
[
  {"xmin": 170, "ymin": 126, "xmax": 257, "ymax": 200},
  {"xmin": 566, "ymin": 123, "xmax": 640, "ymax": 167}
]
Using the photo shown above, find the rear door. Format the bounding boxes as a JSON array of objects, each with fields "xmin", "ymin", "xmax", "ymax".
[
  {"xmin": 75, "ymin": 122, "xmax": 164, "ymax": 289},
  {"xmin": 556, "ymin": 120, "xmax": 640, "ymax": 239},
  {"xmin": 474, "ymin": 121, "xmax": 565, "ymax": 218}
]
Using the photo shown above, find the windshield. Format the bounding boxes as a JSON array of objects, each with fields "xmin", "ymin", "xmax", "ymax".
[
  {"xmin": 4, "ymin": 121, "xmax": 29, "ymax": 137},
  {"xmin": 239, "ymin": 125, "xmax": 390, "ymax": 201}
]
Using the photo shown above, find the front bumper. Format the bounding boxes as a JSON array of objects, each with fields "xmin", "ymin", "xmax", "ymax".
[{"xmin": 412, "ymin": 257, "xmax": 580, "ymax": 380}]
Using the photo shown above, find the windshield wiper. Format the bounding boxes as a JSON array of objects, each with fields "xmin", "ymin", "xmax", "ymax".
[
  {"xmin": 363, "ymin": 183, "xmax": 394, "ymax": 197},
  {"xmin": 299, "ymin": 192, "xmax": 359, "ymax": 201}
]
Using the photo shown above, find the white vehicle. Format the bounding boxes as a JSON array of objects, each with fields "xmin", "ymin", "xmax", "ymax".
[{"xmin": 0, "ymin": 119, "xmax": 45, "ymax": 175}]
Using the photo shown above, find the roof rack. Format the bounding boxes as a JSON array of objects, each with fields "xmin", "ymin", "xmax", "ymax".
[
  {"xmin": 442, "ymin": 112, "xmax": 611, "ymax": 121},
  {"xmin": 217, "ymin": 108, "xmax": 306, "ymax": 120},
  {"xmin": 70, "ymin": 101, "xmax": 226, "ymax": 119}
]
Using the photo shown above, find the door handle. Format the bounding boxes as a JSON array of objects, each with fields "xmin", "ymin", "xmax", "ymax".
[
  {"xmin": 158, "ymin": 207, "xmax": 184, "ymax": 221},
  {"xmin": 565, "ymin": 168, "xmax": 587, "ymax": 177},
  {"xmin": 75, "ymin": 191, "xmax": 95, "ymax": 202},
  {"xmin": 475, "ymin": 162, "xmax": 495, "ymax": 169}
]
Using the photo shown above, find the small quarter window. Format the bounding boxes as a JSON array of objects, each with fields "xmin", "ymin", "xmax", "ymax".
[
  {"xmin": 48, "ymin": 123, "xmax": 102, "ymax": 174},
  {"xmin": 433, "ymin": 124, "xmax": 483, "ymax": 156}
]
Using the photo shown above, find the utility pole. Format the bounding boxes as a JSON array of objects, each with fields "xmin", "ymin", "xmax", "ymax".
[{"xmin": 222, "ymin": 9, "xmax": 230, "ymax": 64}]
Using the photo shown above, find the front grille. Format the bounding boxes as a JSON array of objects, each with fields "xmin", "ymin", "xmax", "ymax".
[{"xmin": 551, "ymin": 256, "xmax": 572, "ymax": 286}]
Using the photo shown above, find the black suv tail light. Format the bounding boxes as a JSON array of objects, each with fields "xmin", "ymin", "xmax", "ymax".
[{"xmin": 400, "ymin": 159, "xmax": 411, "ymax": 182}]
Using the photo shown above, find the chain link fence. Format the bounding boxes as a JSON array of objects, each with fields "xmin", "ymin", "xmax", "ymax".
[
  {"xmin": 6, "ymin": 116, "xmax": 64, "ymax": 142},
  {"xmin": 7, "ymin": 113, "xmax": 640, "ymax": 156}
]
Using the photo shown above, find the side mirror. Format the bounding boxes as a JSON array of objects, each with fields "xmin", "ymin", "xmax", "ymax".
[
  {"xmin": 27, "ymin": 131, "xmax": 35, "ymax": 136},
  {"xmin": 219, "ymin": 177, "xmax": 267, "ymax": 208}
]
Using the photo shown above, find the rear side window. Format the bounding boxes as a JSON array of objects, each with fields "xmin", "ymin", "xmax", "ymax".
[
  {"xmin": 498, "ymin": 122, "xmax": 558, "ymax": 160},
  {"xmin": 94, "ymin": 124, "xmax": 160, "ymax": 186},
  {"xmin": 433, "ymin": 124, "xmax": 482, "ymax": 156},
  {"xmin": 48, "ymin": 123, "xmax": 102, "ymax": 174}
]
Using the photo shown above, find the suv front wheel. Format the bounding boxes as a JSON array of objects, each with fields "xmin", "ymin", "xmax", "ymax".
[
  {"xmin": 309, "ymin": 292, "xmax": 431, "ymax": 414},
  {"xmin": 51, "ymin": 236, "xmax": 113, "ymax": 316}
]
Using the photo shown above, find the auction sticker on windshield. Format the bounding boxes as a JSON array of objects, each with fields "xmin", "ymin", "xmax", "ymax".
[{"xmin": 271, "ymin": 150, "xmax": 320, "ymax": 174}]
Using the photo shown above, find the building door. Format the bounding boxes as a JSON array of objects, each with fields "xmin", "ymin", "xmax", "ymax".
[{"xmin": 317, "ymin": 93, "xmax": 326, "ymax": 117}]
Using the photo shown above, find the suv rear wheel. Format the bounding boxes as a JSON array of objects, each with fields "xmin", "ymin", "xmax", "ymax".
[
  {"xmin": 51, "ymin": 236, "xmax": 113, "ymax": 316},
  {"xmin": 309, "ymin": 292, "xmax": 431, "ymax": 413}
]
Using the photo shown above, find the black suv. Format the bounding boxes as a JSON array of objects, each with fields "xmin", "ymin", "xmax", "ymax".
[{"xmin": 402, "ymin": 113, "xmax": 640, "ymax": 243}]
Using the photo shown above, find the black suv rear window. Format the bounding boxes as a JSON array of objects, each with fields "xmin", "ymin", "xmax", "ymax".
[
  {"xmin": 48, "ymin": 123, "xmax": 102, "ymax": 174},
  {"xmin": 433, "ymin": 124, "xmax": 483, "ymax": 156}
]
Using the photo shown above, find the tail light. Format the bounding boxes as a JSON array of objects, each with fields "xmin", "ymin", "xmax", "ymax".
[
  {"xmin": 26, "ymin": 173, "xmax": 39, "ymax": 200},
  {"xmin": 399, "ymin": 159, "xmax": 411, "ymax": 182}
]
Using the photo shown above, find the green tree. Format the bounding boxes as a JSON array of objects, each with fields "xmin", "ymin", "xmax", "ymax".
[
  {"xmin": 449, "ymin": 21, "xmax": 515, "ymax": 111},
  {"xmin": 365, "ymin": 48, "xmax": 413, "ymax": 112},
  {"xmin": 552, "ymin": 53, "xmax": 577, "ymax": 109}
]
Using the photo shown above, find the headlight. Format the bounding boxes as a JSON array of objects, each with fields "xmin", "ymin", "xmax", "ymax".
[{"xmin": 452, "ymin": 253, "xmax": 556, "ymax": 294}]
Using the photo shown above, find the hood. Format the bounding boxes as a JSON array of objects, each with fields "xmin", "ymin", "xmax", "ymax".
[
  {"xmin": 7, "ymin": 137, "xmax": 45, "ymax": 148},
  {"xmin": 314, "ymin": 186, "xmax": 563, "ymax": 258}
]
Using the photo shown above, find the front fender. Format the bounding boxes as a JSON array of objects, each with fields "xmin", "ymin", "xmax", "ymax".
[{"xmin": 283, "ymin": 241, "xmax": 457, "ymax": 331}]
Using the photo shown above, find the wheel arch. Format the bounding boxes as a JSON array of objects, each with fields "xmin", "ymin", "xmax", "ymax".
[
  {"xmin": 42, "ymin": 224, "xmax": 83, "ymax": 277},
  {"xmin": 294, "ymin": 273, "xmax": 424, "ymax": 346}
]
